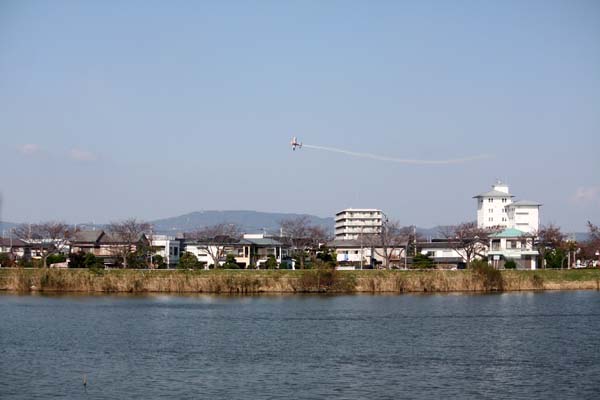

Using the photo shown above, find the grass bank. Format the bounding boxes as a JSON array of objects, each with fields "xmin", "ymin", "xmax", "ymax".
[{"xmin": 1, "ymin": 268, "xmax": 599, "ymax": 294}]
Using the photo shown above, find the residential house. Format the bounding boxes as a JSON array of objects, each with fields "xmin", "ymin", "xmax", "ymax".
[
  {"xmin": 183, "ymin": 233, "xmax": 288, "ymax": 269},
  {"xmin": 328, "ymin": 238, "xmax": 407, "ymax": 269},
  {"xmin": 149, "ymin": 235, "xmax": 181, "ymax": 268},
  {"xmin": 70, "ymin": 230, "xmax": 149, "ymax": 266},
  {"xmin": 488, "ymin": 228, "xmax": 538, "ymax": 269},
  {"xmin": 0, "ymin": 237, "xmax": 31, "ymax": 261},
  {"xmin": 418, "ymin": 239, "xmax": 488, "ymax": 269}
]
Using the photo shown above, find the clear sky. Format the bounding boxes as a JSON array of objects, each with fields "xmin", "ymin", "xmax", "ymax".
[{"xmin": 1, "ymin": 0, "xmax": 599, "ymax": 230}]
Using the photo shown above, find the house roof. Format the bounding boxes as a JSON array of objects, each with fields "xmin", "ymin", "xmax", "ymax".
[
  {"xmin": 473, "ymin": 190, "xmax": 515, "ymax": 198},
  {"xmin": 0, "ymin": 237, "xmax": 29, "ymax": 247},
  {"xmin": 510, "ymin": 200, "xmax": 542, "ymax": 207},
  {"xmin": 419, "ymin": 241, "xmax": 462, "ymax": 249},
  {"xmin": 99, "ymin": 233, "xmax": 148, "ymax": 244},
  {"xmin": 490, "ymin": 228, "xmax": 528, "ymax": 238},
  {"xmin": 73, "ymin": 230, "xmax": 104, "ymax": 243},
  {"xmin": 327, "ymin": 239, "xmax": 365, "ymax": 248},
  {"xmin": 242, "ymin": 238, "xmax": 283, "ymax": 246},
  {"xmin": 328, "ymin": 239, "xmax": 408, "ymax": 248}
]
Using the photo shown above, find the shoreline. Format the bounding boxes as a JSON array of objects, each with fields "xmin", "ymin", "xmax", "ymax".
[{"xmin": 1, "ymin": 268, "xmax": 599, "ymax": 294}]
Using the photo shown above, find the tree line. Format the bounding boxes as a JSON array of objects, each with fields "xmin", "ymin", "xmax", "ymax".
[{"xmin": 1, "ymin": 217, "xmax": 599, "ymax": 270}]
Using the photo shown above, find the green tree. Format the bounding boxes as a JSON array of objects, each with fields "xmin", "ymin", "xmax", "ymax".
[
  {"xmin": 178, "ymin": 252, "xmax": 199, "ymax": 269},
  {"xmin": 83, "ymin": 253, "xmax": 103, "ymax": 268},
  {"xmin": 264, "ymin": 254, "xmax": 278, "ymax": 269},
  {"xmin": 68, "ymin": 252, "xmax": 85, "ymax": 268},
  {"xmin": 222, "ymin": 254, "xmax": 240, "ymax": 269},
  {"xmin": 316, "ymin": 247, "xmax": 337, "ymax": 268},
  {"xmin": 126, "ymin": 247, "xmax": 149, "ymax": 269},
  {"xmin": 504, "ymin": 259, "xmax": 517, "ymax": 269},
  {"xmin": 412, "ymin": 253, "xmax": 434, "ymax": 269},
  {"xmin": 46, "ymin": 254, "xmax": 67, "ymax": 266},
  {"xmin": 152, "ymin": 254, "xmax": 166, "ymax": 269},
  {"xmin": 0, "ymin": 253, "xmax": 15, "ymax": 268},
  {"xmin": 545, "ymin": 248, "xmax": 567, "ymax": 269}
]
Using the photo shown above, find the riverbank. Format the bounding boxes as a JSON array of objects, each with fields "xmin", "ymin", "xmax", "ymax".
[{"xmin": 1, "ymin": 268, "xmax": 599, "ymax": 294}]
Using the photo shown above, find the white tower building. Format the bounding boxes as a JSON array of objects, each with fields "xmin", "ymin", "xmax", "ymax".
[
  {"xmin": 474, "ymin": 181, "xmax": 541, "ymax": 234},
  {"xmin": 474, "ymin": 180, "xmax": 514, "ymax": 229}
]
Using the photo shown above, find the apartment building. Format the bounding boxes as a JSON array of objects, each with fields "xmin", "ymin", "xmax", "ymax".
[{"xmin": 335, "ymin": 208, "xmax": 383, "ymax": 240}]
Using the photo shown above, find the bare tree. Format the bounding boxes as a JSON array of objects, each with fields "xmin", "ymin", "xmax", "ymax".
[
  {"xmin": 280, "ymin": 216, "xmax": 329, "ymax": 269},
  {"xmin": 580, "ymin": 221, "xmax": 600, "ymax": 263},
  {"xmin": 440, "ymin": 222, "xmax": 493, "ymax": 268},
  {"xmin": 107, "ymin": 218, "xmax": 151, "ymax": 268},
  {"xmin": 533, "ymin": 224, "xmax": 566, "ymax": 269},
  {"xmin": 13, "ymin": 222, "xmax": 76, "ymax": 267},
  {"xmin": 364, "ymin": 219, "xmax": 408, "ymax": 269},
  {"xmin": 399, "ymin": 225, "xmax": 423, "ymax": 257},
  {"xmin": 191, "ymin": 223, "xmax": 241, "ymax": 269},
  {"xmin": 588, "ymin": 221, "xmax": 600, "ymax": 243}
]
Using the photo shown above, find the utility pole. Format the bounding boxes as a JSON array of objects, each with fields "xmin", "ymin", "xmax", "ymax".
[
  {"xmin": 413, "ymin": 225, "xmax": 417, "ymax": 256},
  {"xmin": 149, "ymin": 226, "xmax": 154, "ymax": 269},
  {"xmin": 359, "ymin": 226, "xmax": 363, "ymax": 270}
]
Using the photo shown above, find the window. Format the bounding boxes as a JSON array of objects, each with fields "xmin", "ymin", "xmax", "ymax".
[
  {"xmin": 502, "ymin": 198, "xmax": 507, "ymax": 203},
  {"xmin": 488, "ymin": 198, "xmax": 493, "ymax": 203},
  {"xmin": 488, "ymin": 217, "xmax": 493, "ymax": 222},
  {"xmin": 488, "ymin": 208, "xmax": 493, "ymax": 213}
]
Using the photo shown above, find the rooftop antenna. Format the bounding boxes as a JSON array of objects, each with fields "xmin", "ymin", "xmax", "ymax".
[{"xmin": 83, "ymin": 374, "xmax": 87, "ymax": 393}]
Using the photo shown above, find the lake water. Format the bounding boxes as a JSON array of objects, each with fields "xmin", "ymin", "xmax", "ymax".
[{"xmin": 1, "ymin": 291, "xmax": 600, "ymax": 399}]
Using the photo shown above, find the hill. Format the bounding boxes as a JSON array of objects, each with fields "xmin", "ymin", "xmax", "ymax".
[{"xmin": 150, "ymin": 210, "xmax": 334, "ymax": 234}]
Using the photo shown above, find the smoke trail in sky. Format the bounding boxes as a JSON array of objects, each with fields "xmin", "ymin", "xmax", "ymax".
[{"xmin": 302, "ymin": 144, "xmax": 490, "ymax": 165}]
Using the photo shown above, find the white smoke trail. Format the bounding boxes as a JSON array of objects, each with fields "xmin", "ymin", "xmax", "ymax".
[{"xmin": 302, "ymin": 144, "xmax": 490, "ymax": 165}]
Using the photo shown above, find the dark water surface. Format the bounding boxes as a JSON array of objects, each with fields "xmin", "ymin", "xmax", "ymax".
[{"xmin": 1, "ymin": 291, "xmax": 600, "ymax": 399}]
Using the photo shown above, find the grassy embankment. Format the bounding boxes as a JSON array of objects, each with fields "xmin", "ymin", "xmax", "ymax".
[{"xmin": 1, "ymin": 268, "xmax": 599, "ymax": 294}]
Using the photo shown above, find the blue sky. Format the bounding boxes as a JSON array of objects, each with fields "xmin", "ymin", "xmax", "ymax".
[{"xmin": 1, "ymin": 0, "xmax": 599, "ymax": 230}]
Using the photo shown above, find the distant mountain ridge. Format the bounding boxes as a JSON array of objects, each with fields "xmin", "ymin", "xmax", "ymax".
[
  {"xmin": 149, "ymin": 210, "xmax": 334, "ymax": 234},
  {"xmin": 0, "ymin": 221, "xmax": 19, "ymax": 233}
]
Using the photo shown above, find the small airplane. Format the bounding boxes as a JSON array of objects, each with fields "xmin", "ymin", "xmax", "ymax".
[{"xmin": 290, "ymin": 136, "xmax": 302, "ymax": 151}]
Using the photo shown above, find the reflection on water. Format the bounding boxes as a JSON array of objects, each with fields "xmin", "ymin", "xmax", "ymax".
[{"xmin": 1, "ymin": 291, "xmax": 599, "ymax": 399}]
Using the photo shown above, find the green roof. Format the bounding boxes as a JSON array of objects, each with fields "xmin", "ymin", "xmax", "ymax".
[{"xmin": 490, "ymin": 228, "xmax": 527, "ymax": 238}]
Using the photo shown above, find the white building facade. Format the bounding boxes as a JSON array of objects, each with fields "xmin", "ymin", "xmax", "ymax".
[
  {"xmin": 506, "ymin": 201, "xmax": 541, "ymax": 234},
  {"xmin": 335, "ymin": 208, "xmax": 383, "ymax": 240},
  {"xmin": 474, "ymin": 181, "xmax": 541, "ymax": 234},
  {"xmin": 150, "ymin": 235, "xmax": 181, "ymax": 268}
]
